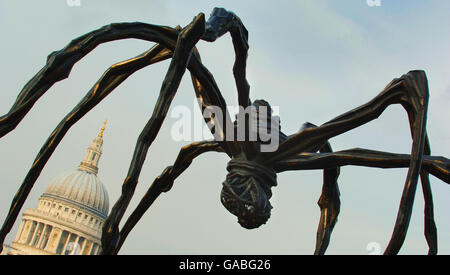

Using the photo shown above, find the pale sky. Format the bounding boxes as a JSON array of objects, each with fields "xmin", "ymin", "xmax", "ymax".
[{"xmin": 0, "ymin": 0, "xmax": 449, "ymax": 255}]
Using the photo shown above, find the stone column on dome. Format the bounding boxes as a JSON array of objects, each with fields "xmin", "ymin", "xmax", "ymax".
[
  {"xmin": 27, "ymin": 221, "xmax": 37, "ymax": 245},
  {"xmin": 37, "ymin": 225, "xmax": 44, "ymax": 248},
  {"xmin": 40, "ymin": 224, "xmax": 51, "ymax": 249},
  {"xmin": 32, "ymin": 222, "xmax": 42, "ymax": 247},
  {"xmin": 92, "ymin": 243, "xmax": 99, "ymax": 255},
  {"xmin": 29, "ymin": 222, "xmax": 39, "ymax": 246},
  {"xmin": 79, "ymin": 238, "xmax": 86, "ymax": 254},
  {"xmin": 62, "ymin": 232, "xmax": 72, "ymax": 254},
  {"xmin": 83, "ymin": 240, "xmax": 93, "ymax": 255},
  {"xmin": 73, "ymin": 235, "xmax": 80, "ymax": 255},
  {"xmin": 47, "ymin": 227, "xmax": 62, "ymax": 253},
  {"xmin": 19, "ymin": 220, "xmax": 31, "ymax": 243}
]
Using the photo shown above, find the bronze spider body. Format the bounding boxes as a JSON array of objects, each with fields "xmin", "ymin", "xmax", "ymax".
[{"xmin": 0, "ymin": 7, "xmax": 449, "ymax": 255}]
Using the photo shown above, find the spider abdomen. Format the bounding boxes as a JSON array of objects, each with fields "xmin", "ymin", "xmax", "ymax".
[{"xmin": 220, "ymin": 158, "xmax": 277, "ymax": 229}]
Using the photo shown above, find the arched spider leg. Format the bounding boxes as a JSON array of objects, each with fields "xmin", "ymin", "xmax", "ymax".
[
  {"xmin": 101, "ymin": 13, "xmax": 206, "ymax": 255},
  {"xmin": 398, "ymin": 76, "xmax": 437, "ymax": 254},
  {"xmin": 298, "ymin": 122, "xmax": 341, "ymax": 255},
  {"xmin": 202, "ymin": 7, "xmax": 251, "ymax": 108},
  {"xmin": 201, "ymin": 7, "xmax": 258, "ymax": 158},
  {"xmin": 0, "ymin": 22, "xmax": 180, "ymax": 139},
  {"xmin": 107, "ymin": 140, "xmax": 225, "ymax": 254},
  {"xmin": 0, "ymin": 43, "xmax": 173, "ymax": 250},
  {"xmin": 265, "ymin": 70, "xmax": 431, "ymax": 254},
  {"xmin": 274, "ymin": 148, "xmax": 450, "ymax": 254}
]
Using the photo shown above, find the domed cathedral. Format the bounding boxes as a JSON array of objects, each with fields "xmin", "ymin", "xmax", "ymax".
[{"xmin": 3, "ymin": 121, "xmax": 110, "ymax": 255}]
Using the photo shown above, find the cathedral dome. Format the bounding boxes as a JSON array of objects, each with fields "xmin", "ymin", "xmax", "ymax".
[
  {"xmin": 5, "ymin": 121, "xmax": 110, "ymax": 255},
  {"xmin": 42, "ymin": 120, "xmax": 110, "ymax": 219},
  {"xmin": 42, "ymin": 169, "xmax": 109, "ymax": 218}
]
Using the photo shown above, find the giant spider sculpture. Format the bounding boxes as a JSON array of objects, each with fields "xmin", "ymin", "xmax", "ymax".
[{"xmin": 0, "ymin": 7, "xmax": 449, "ymax": 255}]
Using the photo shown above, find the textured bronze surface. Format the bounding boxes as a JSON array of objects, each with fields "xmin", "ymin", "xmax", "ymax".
[{"xmin": 0, "ymin": 7, "xmax": 449, "ymax": 255}]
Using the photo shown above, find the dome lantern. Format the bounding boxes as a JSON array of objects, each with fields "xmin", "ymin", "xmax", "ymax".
[{"xmin": 78, "ymin": 120, "xmax": 107, "ymax": 174}]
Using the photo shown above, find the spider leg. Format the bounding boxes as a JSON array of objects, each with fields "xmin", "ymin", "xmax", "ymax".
[
  {"xmin": 100, "ymin": 14, "xmax": 206, "ymax": 255},
  {"xmin": 266, "ymin": 70, "xmax": 431, "ymax": 254},
  {"xmin": 315, "ymin": 142, "xmax": 341, "ymax": 255},
  {"xmin": 420, "ymin": 138, "xmax": 437, "ymax": 255},
  {"xmin": 201, "ymin": 7, "xmax": 256, "ymax": 157},
  {"xmin": 381, "ymin": 72, "xmax": 429, "ymax": 255},
  {"xmin": 399, "ymin": 77, "xmax": 437, "ymax": 254},
  {"xmin": 273, "ymin": 149, "xmax": 449, "ymax": 184},
  {"xmin": 202, "ymin": 8, "xmax": 250, "ymax": 107},
  {"xmin": 298, "ymin": 123, "xmax": 341, "ymax": 255},
  {"xmin": 188, "ymin": 49, "xmax": 240, "ymax": 156},
  {"xmin": 310, "ymin": 125, "xmax": 341, "ymax": 255},
  {"xmin": 105, "ymin": 140, "xmax": 225, "ymax": 254},
  {"xmin": 0, "ymin": 44, "xmax": 172, "ymax": 250}
]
